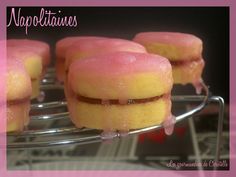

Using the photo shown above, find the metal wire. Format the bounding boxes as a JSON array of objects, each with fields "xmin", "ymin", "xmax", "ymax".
[{"xmin": 7, "ymin": 81, "xmax": 215, "ymax": 150}]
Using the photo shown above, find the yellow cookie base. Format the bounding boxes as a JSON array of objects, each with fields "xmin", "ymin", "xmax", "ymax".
[
  {"xmin": 31, "ymin": 78, "xmax": 40, "ymax": 99},
  {"xmin": 172, "ymin": 59, "xmax": 205, "ymax": 84},
  {"xmin": 68, "ymin": 97, "xmax": 171, "ymax": 131},
  {"xmin": 56, "ymin": 57, "xmax": 66, "ymax": 82},
  {"xmin": 144, "ymin": 42, "xmax": 202, "ymax": 61},
  {"xmin": 72, "ymin": 72, "xmax": 173, "ymax": 100},
  {"xmin": 7, "ymin": 101, "xmax": 30, "ymax": 132},
  {"xmin": 24, "ymin": 55, "xmax": 43, "ymax": 79}
]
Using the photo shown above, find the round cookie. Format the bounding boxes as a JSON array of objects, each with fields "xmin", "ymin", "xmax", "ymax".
[
  {"xmin": 67, "ymin": 52, "xmax": 173, "ymax": 131},
  {"xmin": 133, "ymin": 32, "xmax": 204, "ymax": 85},
  {"xmin": 65, "ymin": 38, "xmax": 147, "ymax": 71},
  {"xmin": 7, "ymin": 39, "xmax": 50, "ymax": 76},
  {"xmin": 55, "ymin": 36, "xmax": 108, "ymax": 82},
  {"xmin": 7, "ymin": 46, "xmax": 43, "ymax": 99},
  {"xmin": 6, "ymin": 59, "xmax": 32, "ymax": 132}
]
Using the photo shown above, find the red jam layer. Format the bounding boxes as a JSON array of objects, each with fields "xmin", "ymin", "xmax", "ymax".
[
  {"xmin": 76, "ymin": 93, "xmax": 170, "ymax": 105},
  {"xmin": 170, "ymin": 58, "xmax": 201, "ymax": 66},
  {"xmin": 7, "ymin": 97, "xmax": 30, "ymax": 106}
]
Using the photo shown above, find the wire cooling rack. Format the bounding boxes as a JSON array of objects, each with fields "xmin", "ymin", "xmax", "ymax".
[{"xmin": 7, "ymin": 68, "xmax": 225, "ymax": 163}]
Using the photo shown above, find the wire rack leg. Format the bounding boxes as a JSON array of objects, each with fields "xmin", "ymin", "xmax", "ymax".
[
  {"xmin": 209, "ymin": 96, "xmax": 225, "ymax": 169},
  {"xmin": 188, "ymin": 117, "xmax": 204, "ymax": 176},
  {"xmin": 26, "ymin": 137, "xmax": 33, "ymax": 170}
]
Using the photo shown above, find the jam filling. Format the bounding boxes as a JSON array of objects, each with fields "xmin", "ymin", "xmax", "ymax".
[
  {"xmin": 31, "ymin": 78, "xmax": 37, "ymax": 81},
  {"xmin": 7, "ymin": 97, "xmax": 30, "ymax": 106},
  {"xmin": 170, "ymin": 58, "xmax": 201, "ymax": 66},
  {"xmin": 76, "ymin": 94, "xmax": 169, "ymax": 105}
]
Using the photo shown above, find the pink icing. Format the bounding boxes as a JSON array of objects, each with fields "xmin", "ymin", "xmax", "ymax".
[
  {"xmin": 101, "ymin": 131, "xmax": 118, "ymax": 141},
  {"xmin": 161, "ymin": 94, "xmax": 175, "ymax": 136},
  {"xmin": 65, "ymin": 38, "xmax": 147, "ymax": 66},
  {"xmin": 193, "ymin": 78, "xmax": 204, "ymax": 94},
  {"xmin": 7, "ymin": 46, "xmax": 41, "ymax": 63},
  {"xmin": 56, "ymin": 36, "xmax": 109, "ymax": 58},
  {"xmin": 37, "ymin": 91, "xmax": 45, "ymax": 102},
  {"xmin": 163, "ymin": 114, "xmax": 176, "ymax": 135},
  {"xmin": 69, "ymin": 51, "xmax": 172, "ymax": 99},
  {"xmin": 118, "ymin": 130, "xmax": 129, "ymax": 137},
  {"xmin": 7, "ymin": 58, "xmax": 27, "ymax": 73},
  {"xmin": 69, "ymin": 51, "xmax": 171, "ymax": 79},
  {"xmin": 133, "ymin": 32, "xmax": 202, "ymax": 47},
  {"xmin": 7, "ymin": 39, "xmax": 50, "ymax": 66}
]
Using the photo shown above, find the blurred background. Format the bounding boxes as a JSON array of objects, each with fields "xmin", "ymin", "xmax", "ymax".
[{"xmin": 7, "ymin": 7, "xmax": 229, "ymax": 171}]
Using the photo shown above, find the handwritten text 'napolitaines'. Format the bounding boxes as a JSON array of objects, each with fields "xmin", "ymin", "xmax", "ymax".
[{"xmin": 7, "ymin": 8, "xmax": 78, "ymax": 35}]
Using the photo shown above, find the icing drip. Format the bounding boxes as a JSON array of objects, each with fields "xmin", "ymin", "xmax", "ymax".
[
  {"xmin": 118, "ymin": 99, "xmax": 130, "ymax": 132},
  {"xmin": 101, "ymin": 131, "xmax": 118, "ymax": 141},
  {"xmin": 118, "ymin": 130, "xmax": 129, "ymax": 137},
  {"xmin": 119, "ymin": 111, "xmax": 129, "ymax": 133},
  {"xmin": 120, "ymin": 120, "xmax": 129, "ymax": 133},
  {"xmin": 101, "ymin": 99, "xmax": 113, "ymax": 131},
  {"xmin": 37, "ymin": 91, "xmax": 45, "ymax": 102},
  {"xmin": 163, "ymin": 114, "xmax": 176, "ymax": 135},
  {"xmin": 193, "ymin": 78, "xmax": 204, "ymax": 94}
]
